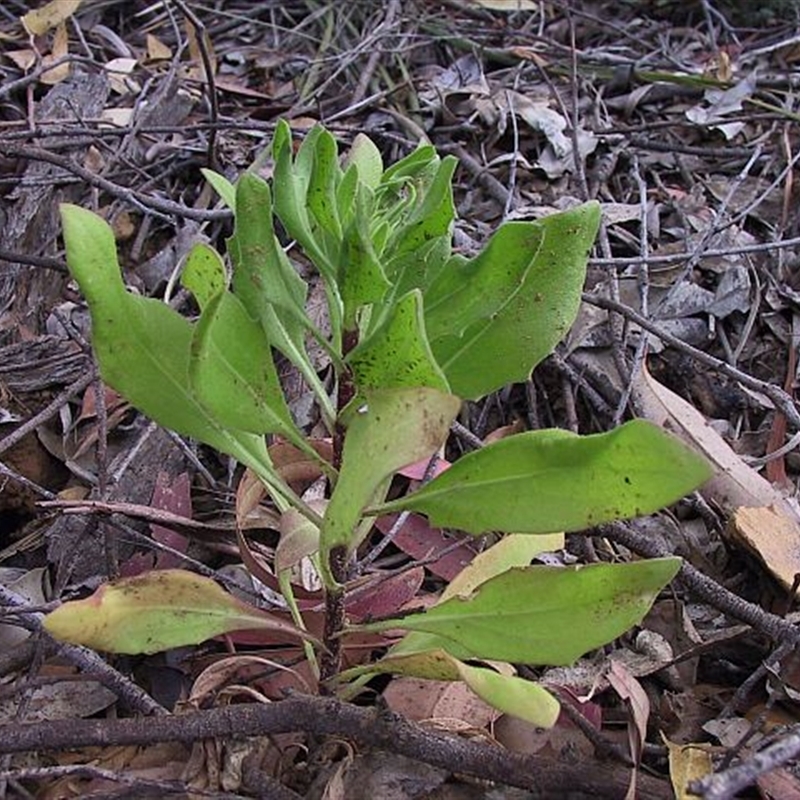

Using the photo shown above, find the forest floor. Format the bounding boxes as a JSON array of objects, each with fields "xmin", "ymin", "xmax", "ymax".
[{"xmin": 1, "ymin": 1, "xmax": 800, "ymax": 798}]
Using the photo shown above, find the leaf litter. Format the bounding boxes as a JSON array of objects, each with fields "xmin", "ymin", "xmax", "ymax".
[{"xmin": 0, "ymin": 0, "xmax": 800, "ymax": 797}]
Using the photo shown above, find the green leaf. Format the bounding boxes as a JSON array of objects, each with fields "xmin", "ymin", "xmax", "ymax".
[
  {"xmin": 59, "ymin": 205, "xmax": 276, "ymax": 478},
  {"xmin": 340, "ymin": 649, "xmax": 560, "ymax": 728},
  {"xmin": 357, "ymin": 558, "xmax": 682, "ymax": 665},
  {"xmin": 344, "ymin": 132, "xmax": 383, "ymax": 189},
  {"xmin": 394, "ymin": 532, "xmax": 565, "ymax": 658},
  {"xmin": 424, "ymin": 222, "xmax": 544, "ymax": 341},
  {"xmin": 379, "ymin": 420, "xmax": 711, "ymax": 535},
  {"xmin": 307, "ymin": 125, "xmax": 342, "ymax": 241},
  {"xmin": 190, "ymin": 290, "xmax": 302, "ymax": 444},
  {"xmin": 347, "ymin": 290, "xmax": 449, "ymax": 393},
  {"xmin": 228, "ymin": 172, "xmax": 335, "ymax": 424},
  {"xmin": 272, "ymin": 121, "xmax": 335, "ymax": 278},
  {"xmin": 338, "ymin": 184, "xmax": 390, "ymax": 327},
  {"xmin": 43, "ymin": 569, "xmax": 318, "ymax": 654},
  {"xmin": 320, "ymin": 387, "xmax": 460, "ymax": 582},
  {"xmin": 429, "ymin": 202, "xmax": 601, "ymax": 399},
  {"xmin": 181, "ymin": 242, "xmax": 228, "ymax": 310},
  {"xmin": 201, "ymin": 168, "xmax": 236, "ymax": 211},
  {"xmin": 386, "ymin": 156, "xmax": 457, "ymax": 262}
]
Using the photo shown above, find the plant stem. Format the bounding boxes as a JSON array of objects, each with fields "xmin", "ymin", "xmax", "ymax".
[{"xmin": 319, "ymin": 328, "xmax": 360, "ymax": 682}]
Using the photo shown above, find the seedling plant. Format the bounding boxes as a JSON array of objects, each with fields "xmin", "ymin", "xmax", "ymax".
[{"xmin": 48, "ymin": 121, "xmax": 711, "ymax": 725}]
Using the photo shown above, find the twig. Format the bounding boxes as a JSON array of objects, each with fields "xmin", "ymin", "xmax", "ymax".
[
  {"xmin": 0, "ymin": 370, "xmax": 95, "ymax": 458},
  {"xmin": 600, "ymin": 522, "xmax": 800, "ymax": 645},
  {"xmin": 0, "ymin": 692, "xmax": 672, "ymax": 797},
  {"xmin": 2, "ymin": 144, "xmax": 230, "ymax": 223},
  {"xmin": 170, "ymin": 0, "xmax": 220, "ymax": 171},
  {"xmin": 582, "ymin": 292, "xmax": 800, "ymax": 431},
  {"xmin": 691, "ymin": 726, "xmax": 800, "ymax": 799}
]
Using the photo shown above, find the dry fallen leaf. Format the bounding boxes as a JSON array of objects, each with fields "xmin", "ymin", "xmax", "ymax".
[
  {"xmin": 635, "ymin": 366, "xmax": 800, "ymax": 590},
  {"xmin": 21, "ymin": 0, "xmax": 83, "ymax": 36}
]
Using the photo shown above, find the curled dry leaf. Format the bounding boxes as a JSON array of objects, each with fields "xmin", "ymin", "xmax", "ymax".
[{"xmin": 635, "ymin": 366, "xmax": 800, "ymax": 590}]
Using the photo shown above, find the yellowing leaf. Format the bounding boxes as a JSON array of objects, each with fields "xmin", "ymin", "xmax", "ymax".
[
  {"xmin": 43, "ymin": 569, "xmax": 318, "ymax": 654},
  {"xmin": 342, "ymin": 648, "xmax": 560, "ymax": 728}
]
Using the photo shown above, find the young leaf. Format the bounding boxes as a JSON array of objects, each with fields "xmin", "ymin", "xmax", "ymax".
[
  {"xmin": 340, "ymin": 649, "xmax": 560, "ymax": 728},
  {"xmin": 201, "ymin": 168, "xmax": 236, "ymax": 211},
  {"xmin": 377, "ymin": 420, "xmax": 712, "ymax": 534},
  {"xmin": 306, "ymin": 124, "xmax": 343, "ymax": 242},
  {"xmin": 181, "ymin": 242, "xmax": 228, "ymax": 309},
  {"xmin": 344, "ymin": 132, "xmax": 383, "ymax": 190},
  {"xmin": 385, "ymin": 156, "xmax": 457, "ymax": 263},
  {"xmin": 272, "ymin": 121, "xmax": 335, "ymax": 278},
  {"xmin": 228, "ymin": 173, "xmax": 335, "ymax": 423},
  {"xmin": 357, "ymin": 558, "xmax": 682, "ymax": 665},
  {"xmin": 190, "ymin": 290, "xmax": 303, "ymax": 445},
  {"xmin": 319, "ymin": 387, "xmax": 460, "ymax": 582},
  {"xmin": 346, "ymin": 290, "xmax": 449, "ymax": 393},
  {"xmin": 338, "ymin": 183, "xmax": 390, "ymax": 327},
  {"xmin": 43, "ymin": 569, "xmax": 318, "ymax": 654},
  {"xmin": 59, "ymin": 205, "xmax": 278, "ymax": 481},
  {"xmin": 429, "ymin": 202, "xmax": 601, "ymax": 399}
]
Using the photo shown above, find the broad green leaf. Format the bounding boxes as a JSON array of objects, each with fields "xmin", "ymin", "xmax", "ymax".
[
  {"xmin": 201, "ymin": 168, "xmax": 236, "ymax": 210},
  {"xmin": 394, "ymin": 532, "xmax": 565, "ymax": 657},
  {"xmin": 59, "ymin": 205, "xmax": 278, "ymax": 482},
  {"xmin": 385, "ymin": 235, "xmax": 453, "ymax": 304},
  {"xmin": 319, "ymin": 387, "xmax": 460, "ymax": 584},
  {"xmin": 181, "ymin": 242, "xmax": 227, "ymax": 310},
  {"xmin": 357, "ymin": 558, "xmax": 681, "ymax": 665},
  {"xmin": 378, "ymin": 420, "xmax": 712, "ymax": 534},
  {"xmin": 443, "ymin": 532, "xmax": 565, "ymax": 600},
  {"xmin": 346, "ymin": 290, "xmax": 449, "ymax": 393},
  {"xmin": 43, "ymin": 569, "xmax": 318, "ymax": 654},
  {"xmin": 344, "ymin": 132, "xmax": 383, "ymax": 189},
  {"xmin": 340, "ymin": 649, "xmax": 560, "ymax": 728},
  {"xmin": 430, "ymin": 202, "xmax": 601, "ymax": 399},
  {"xmin": 190, "ymin": 290, "xmax": 302, "ymax": 445},
  {"xmin": 424, "ymin": 222, "xmax": 545, "ymax": 341}
]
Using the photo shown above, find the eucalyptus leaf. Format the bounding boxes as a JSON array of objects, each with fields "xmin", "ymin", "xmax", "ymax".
[
  {"xmin": 357, "ymin": 558, "xmax": 682, "ymax": 665},
  {"xmin": 377, "ymin": 420, "xmax": 712, "ymax": 534}
]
